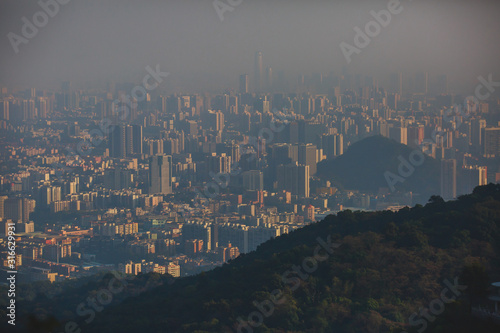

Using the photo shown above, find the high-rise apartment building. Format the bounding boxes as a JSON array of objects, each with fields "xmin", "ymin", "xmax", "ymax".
[
  {"xmin": 389, "ymin": 127, "xmax": 408, "ymax": 145},
  {"xmin": 389, "ymin": 72, "xmax": 403, "ymax": 95},
  {"xmin": 110, "ymin": 125, "xmax": 127, "ymax": 158},
  {"xmin": 254, "ymin": 51, "xmax": 264, "ymax": 93},
  {"xmin": 321, "ymin": 134, "xmax": 343, "ymax": 159},
  {"xmin": 414, "ymin": 72, "xmax": 428, "ymax": 94},
  {"xmin": 459, "ymin": 166, "xmax": 487, "ymax": 195},
  {"xmin": 242, "ymin": 170, "xmax": 264, "ymax": 191},
  {"xmin": 36, "ymin": 97, "xmax": 48, "ymax": 118},
  {"xmin": 132, "ymin": 124, "xmax": 143, "ymax": 155},
  {"xmin": 277, "ymin": 162, "xmax": 310, "ymax": 197},
  {"xmin": 470, "ymin": 119, "xmax": 487, "ymax": 148},
  {"xmin": 207, "ymin": 153, "xmax": 231, "ymax": 175},
  {"xmin": 1, "ymin": 100, "xmax": 9, "ymax": 120},
  {"xmin": 239, "ymin": 74, "xmax": 249, "ymax": 94},
  {"xmin": 109, "ymin": 125, "xmax": 143, "ymax": 158},
  {"xmin": 265, "ymin": 67, "xmax": 272, "ymax": 91},
  {"xmin": 0, "ymin": 195, "xmax": 7, "ymax": 219},
  {"xmin": 441, "ymin": 159, "xmax": 456, "ymax": 200},
  {"xmin": 484, "ymin": 127, "xmax": 500, "ymax": 156},
  {"xmin": 182, "ymin": 222, "xmax": 212, "ymax": 251},
  {"xmin": 298, "ymin": 144, "xmax": 317, "ymax": 176},
  {"xmin": 149, "ymin": 155, "xmax": 172, "ymax": 194},
  {"xmin": 407, "ymin": 126, "xmax": 425, "ymax": 148},
  {"xmin": 4, "ymin": 198, "xmax": 35, "ymax": 222},
  {"xmin": 224, "ymin": 142, "xmax": 240, "ymax": 163}
]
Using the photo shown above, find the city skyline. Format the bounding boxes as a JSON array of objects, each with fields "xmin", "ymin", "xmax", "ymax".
[
  {"xmin": 1, "ymin": 0, "xmax": 500, "ymax": 93},
  {"xmin": 1, "ymin": 1, "xmax": 500, "ymax": 332}
]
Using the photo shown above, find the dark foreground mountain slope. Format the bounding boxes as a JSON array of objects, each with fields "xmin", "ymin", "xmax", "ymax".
[
  {"xmin": 9, "ymin": 185, "xmax": 500, "ymax": 333},
  {"xmin": 317, "ymin": 135, "xmax": 440, "ymax": 196}
]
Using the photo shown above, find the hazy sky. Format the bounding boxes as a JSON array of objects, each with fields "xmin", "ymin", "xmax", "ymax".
[{"xmin": 1, "ymin": 0, "xmax": 500, "ymax": 93}]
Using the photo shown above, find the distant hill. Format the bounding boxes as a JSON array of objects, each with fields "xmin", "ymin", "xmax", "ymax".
[
  {"xmin": 317, "ymin": 135, "xmax": 440, "ymax": 197},
  {"xmin": 11, "ymin": 185, "xmax": 500, "ymax": 333}
]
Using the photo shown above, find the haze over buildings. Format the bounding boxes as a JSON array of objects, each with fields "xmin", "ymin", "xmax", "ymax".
[
  {"xmin": 1, "ymin": 0, "xmax": 500, "ymax": 93},
  {"xmin": 0, "ymin": 2, "xmax": 500, "ymax": 331}
]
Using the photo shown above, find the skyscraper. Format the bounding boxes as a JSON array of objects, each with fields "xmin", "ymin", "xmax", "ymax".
[
  {"xmin": 110, "ymin": 125, "xmax": 126, "ymax": 158},
  {"xmin": 110, "ymin": 124, "xmax": 142, "ymax": 158},
  {"xmin": 229, "ymin": 96, "xmax": 238, "ymax": 115},
  {"xmin": 407, "ymin": 126, "xmax": 424, "ymax": 148},
  {"xmin": 436, "ymin": 74, "xmax": 448, "ymax": 94},
  {"xmin": 4, "ymin": 198, "xmax": 34, "ymax": 222},
  {"xmin": 0, "ymin": 100, "xmax": 9, "ymax": 121},
  {"xmin": 389, "ymin": 127, "xmax": 408, "ymax": 145},
  {"xmin": 389, "ymin": 72, "xmax": 403, "ymax": 95},
  {"xmin": 224, "ymin": 142, "xmax": 240, "ymax": 163},
  {"xmin": 242, "ymin": 170, "xmax": 264, "ymax": 191},
  {"xmin": 277, "ymin": 162, "xmax": 310, "ymax": 198},
  {"xmin": 207, "ymin": 110, "xmax": 224, "ymax": 132},
  {"xmin": 97, "ymin": 100, "xmax": 108, "ymax": 119},
  {"xmin": 254, "ymin": 51, "xmax": 264, "ymax": 93},
  {"xmin": 441, "ymin": 159, "xmax": 456, "ymax": 200},
  {"xmin": 132, "ymin": 124, "xmax": 143, "ymax": 155},
  {"xmin": 37, "ymin": 97, "xmax": 48, "ymax": 119},
  {"xmin": 321, "ymin": 134, "xmax": 343, "ymax": 159},
  {"xmin": 414, "ymin": 72, "xmax": 428, "ymax": 94},
  {"xmin": 459, "ymin": 166, "xmax": 487, "ymax": 195},
  {"xmin": 239, "ymin": 74, "xmax": 249, "ymax": 94},
  {"xmin": 125, "ymin": 125, "xmax": 134, "ymax": 156},
  {"xmin": 483, "ymin": 127, "xmax": 500, "ymax": 156},
  {"xmin": 61, "ymin": 81, "xmax": 72, "ymax": 110},
  {"xmin": 0, "ymin": 195, "xmax": 7, "ymax": 219},
  {"xmin": 109, "ymin": 125, "xmax": 127, "ymax": 158},
  {"xmin": 470, "ymin": 118, "xmax": 486, "ymax": 148},
  {"xmin": 265, "ymin": 67, "xmax": 273, "ymax": 91},
  {"xmin": 207, "ymin": 153, "xmax": 231, "ymax": 176},
  {"xmin": 298, "ymin": 144, "xmax": 318, "ymax": 176},
  {"xmin": 149, "ymin": 155, "xmax": 172, "ymax": 194},
  {"xmin": 182, "ymin": 222, "xmax": 212, "ymax": 251},
  {"xmin": 130, "ymin": 97, "xmax": 138, "ymax": 122}
]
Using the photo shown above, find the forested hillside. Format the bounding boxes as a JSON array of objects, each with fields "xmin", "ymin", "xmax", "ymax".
[{"xmin": 7, "ymin": 185, "xmax": 500, "ymax": 333}]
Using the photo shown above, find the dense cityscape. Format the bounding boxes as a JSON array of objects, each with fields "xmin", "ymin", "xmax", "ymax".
[
  {"xmin": 1, "ymin": 55, "xmax": 499, "ymax": 284},
  {"xmin": 1, "ymin": 1, "xmax": 500, "ymax": 332}
]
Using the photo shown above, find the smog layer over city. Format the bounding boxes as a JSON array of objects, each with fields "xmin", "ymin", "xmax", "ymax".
[{"xmin": 0, "ymin": 1, "xmax": 500, "ymax": 333}]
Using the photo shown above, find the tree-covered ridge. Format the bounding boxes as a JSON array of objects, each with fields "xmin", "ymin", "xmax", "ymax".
[{"xmin": 10, "ymin": 185, "xmax": 500, "ymax": 333}]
